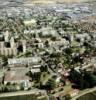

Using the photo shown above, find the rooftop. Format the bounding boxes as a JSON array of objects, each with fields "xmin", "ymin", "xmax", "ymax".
[{"xmin": 4, "ymin": 69, "xmax": 30, "ymax": 82}]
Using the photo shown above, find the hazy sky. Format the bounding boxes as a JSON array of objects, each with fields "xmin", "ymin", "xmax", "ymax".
[{"xmin": 29, "ymin": 0, "xmax": 96, "ymax": 3}]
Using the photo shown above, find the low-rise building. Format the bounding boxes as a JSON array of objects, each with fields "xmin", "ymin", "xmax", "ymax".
[
  {"xmin": 4, "ymin": 70, "xmax": 30, "ymax": 87},
  {"xmin": 24, "ymin": 19, "xmax": 37, "ymax": 26},
  {"xmin": 8, "ymin": 57, "xmax": 42, "ymax": 67},
  {"xmin": 31, "ymin": 68, "xmax": 40, "ymax": 74},
  {"xmin": 49, "ymin": 38, "xmax": 69, "ymax": 47}
]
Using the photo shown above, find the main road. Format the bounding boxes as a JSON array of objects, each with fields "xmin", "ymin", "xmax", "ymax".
[
  {"xmin": 72, "ymin": 87, "xmax": 96, "ymax": 100},
  {"xmin": 0, "ymin": 89, "xmax": 47, "ymax": 98}
]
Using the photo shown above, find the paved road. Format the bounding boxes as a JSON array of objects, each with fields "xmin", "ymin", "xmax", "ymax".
[
  {"xmin": 0, "ymin": 89, "xmax": 47, "ymax": 98},
  {"xmin": 72, "ymin": 87, "xmax": 96, "ymax": 100},
  {"xmin": 75, "ymin": 63, "xmax": 93, "ymax": 71}
]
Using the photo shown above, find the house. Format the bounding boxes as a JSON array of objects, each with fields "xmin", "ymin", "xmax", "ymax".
[
  {"xmin": 69, "ymin": 89, "xmax": 79, "ymax": 97},
  {"xmin": 52, "ymin": 75, "xmax": 61, "ymax": 83},
  {"xmin": 31, "ymin": 68, "xmax": 40, "ymax": 74},
  {"xmin": 32, "ymin": 65, "xmax": 41, "ymax": 68},
  {"xmin": 24, "ymin": 19, "xmax": 37, "ymax": 26},
  {"xmin": 33, "ymin": 38, "xmax": 44, "ymax": 48},
  {"xmin": 75, "ymin": 33, "xmax": 91, "ymax": 43},
  {"xmin": 49, "ymin": 38, "xmax": 69, "ymax": 47},
  {"xmin": 41, "ymin": 27, "xmax": 58, "ymax": 37}
]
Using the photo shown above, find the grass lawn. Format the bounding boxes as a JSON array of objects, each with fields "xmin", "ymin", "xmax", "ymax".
[
  {"xmin": 0, "ymin": 69, "xmax": 7, "ymax": 76},
  {"xmin": 50, "ymin": 84, "xmax": 72, "ymax": 96},
  {"xmin": 40, "ymin": 72, "xmax": 51, "ymax": 84}
]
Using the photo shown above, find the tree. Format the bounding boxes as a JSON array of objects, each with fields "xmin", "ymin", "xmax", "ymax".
[
  {"xmin": 65, "ymin": 48, "xmax": 72, "ymax": 55},
  {"xmin": 2, "ymin": 56, "xmax": 8, "ymax": 66},
  {"xmin": 40, "ymin": 65, "xmax": 48, "ymax": 72},
  {"xmin": 51, "ymin": 36, "xmax": 57, "ymax": 41},
  {"xmin": 32, "ymin": 72, "xmax": 41, "ymax": 82},
  {"xmin": 68, "ymin": 68, "xmax": 82, "ymax": 88},
  {"xmin": 45, "ymin": 40, "xmax": 49, "ymax": 47},
  {"xmin": 46, "ymin": 79, "xmax": 56, "ymax": 90},
  {"xmin": 84, "ymin": 71, "xmax": 96, "ymax": 87},
  {"xmin": 25, "ymin": 51, "xmax": 31, "ymax": 57},
  {"xmin": 64, "ymin": 94, "xmax": 71, "ymax": 100}
]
